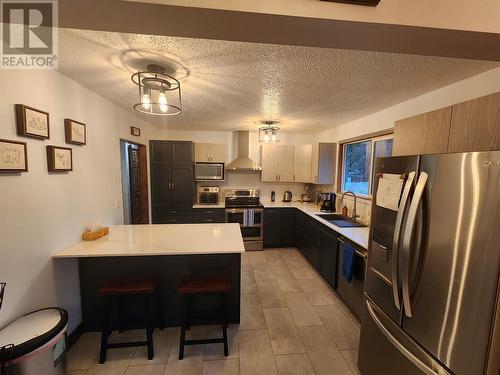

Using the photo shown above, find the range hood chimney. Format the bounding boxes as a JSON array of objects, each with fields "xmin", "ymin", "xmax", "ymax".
[{"xmin": 226, "ymin": 131, "xmax": 261, "ymax": 171}]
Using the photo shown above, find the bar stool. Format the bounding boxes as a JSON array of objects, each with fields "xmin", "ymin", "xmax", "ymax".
[
  {"xmin": 98, "ymin": 278, "xmax": 164, "ymax": 364},
  {"xmin": 177, "ymin": 274, "xmax": 231, "ymax": 360}
]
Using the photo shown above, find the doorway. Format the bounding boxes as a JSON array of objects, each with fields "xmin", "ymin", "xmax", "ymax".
[{"xmin": 120, "ymin": 139, "xmax": 149, "ymax": 224}]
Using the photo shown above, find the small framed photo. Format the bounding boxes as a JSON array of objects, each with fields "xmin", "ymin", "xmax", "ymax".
[
  {"xmin": 0, "ymin": 139, "xmax": 28, "ymax": 172},
  {"xmin": 15, "ymin": 104, "xmax": 50, "ymax": 139},
  {"xmin": 65, "ymin": 119, "xmax": 86, "ymax": 145},
  {"xmin": 46, "ymin": 146, "xmax": 72, "ymax": 172},
  {"xmin": 130, "ymin": 126, "xmax": 141, "ymax": 137}
]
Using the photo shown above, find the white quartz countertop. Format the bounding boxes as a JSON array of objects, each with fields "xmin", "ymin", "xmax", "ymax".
[
  {"xmin": 261, "ymin": 201, "xmax": 370, "ymax": 249},
  {"xmin": 53, "ymin": 224, "xmax": 245, "ymax": 258},
  {"xmin": 193, "ymin": 203, "xmax": 225, "ymax": 209}
]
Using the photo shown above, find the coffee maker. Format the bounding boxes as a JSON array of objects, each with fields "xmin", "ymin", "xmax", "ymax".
[{"xmin": 319, "ymin": 192, "xmax": 336, "ymax": 212}]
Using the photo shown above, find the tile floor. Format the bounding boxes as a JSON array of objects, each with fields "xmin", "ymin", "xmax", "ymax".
[{"xmin": 68, "ymin": 248, "xmax": 361, "ymax": 375}]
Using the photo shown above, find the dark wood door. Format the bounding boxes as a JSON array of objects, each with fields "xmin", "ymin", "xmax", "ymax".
[
  {"xmin": 172, "ymin": 142, "xmax": 193, "ymax": 165},
  {"xmin": 264, "ymin": 209, "xmax": 282, "ymax": 247},
  {"xmin": 319, "ymin": 231, "xmax": 338, "ymax": 289},
  {"xmin": 281, "ymin": 209, "xmax": 296, "ymax": 246},
  {"xmin": 171, "ymin": 165, "xmax": 194, "ymax": 209},
  {"xmin": 128, "ymin": 145, "xmax": 142, "ymax": 224},
  {"xmin": 150, "ymin": 140, "xmax": 172, "ymax": 162}
]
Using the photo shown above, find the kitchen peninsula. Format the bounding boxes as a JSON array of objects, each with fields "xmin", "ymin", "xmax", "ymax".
[{"xmin": 54, "ymin": 224, "xmax": 245, "ymax": 331}]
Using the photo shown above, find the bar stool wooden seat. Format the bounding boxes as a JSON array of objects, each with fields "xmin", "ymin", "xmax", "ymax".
[
  {"xmin": 177, "ymin": 274, "xmax": 231, "ymax": 360},
  {"xmin": 98, "ymin": 277, "xmax": 163, "ymax": 364}
]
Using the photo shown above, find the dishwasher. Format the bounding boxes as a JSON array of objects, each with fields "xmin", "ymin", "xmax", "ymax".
[{"xmin": 336, "ymin": 237, "xmax": 367, "ymax": 319}]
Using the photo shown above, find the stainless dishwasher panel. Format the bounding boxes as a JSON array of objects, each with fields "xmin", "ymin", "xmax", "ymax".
[{"xmin": 337, "ymin": 237, "xmax": 366, "ymax": 320}]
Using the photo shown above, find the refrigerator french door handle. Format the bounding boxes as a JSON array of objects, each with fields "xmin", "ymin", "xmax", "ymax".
[
  {"xmin": 392, "ymin": 171, "xmax": 415, "ymax": 310},
  {"xmin": 402, "ymin": 171, "xmax": 428, "ymax": 318},
  {"xmin": 365, "ymin": 300, "xmax": 450, "ymax": 375}
]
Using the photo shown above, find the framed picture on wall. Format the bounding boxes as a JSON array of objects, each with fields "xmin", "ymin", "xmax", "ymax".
[
  {"xmin": 46, "ymin": 146, "xmax": 72, "ymax": 172},
  {"xmin": 15, "ymin": 104, "xmax": 50, "ymax": 139},
  {"xmin": 64, "ymin": 119, "xmax": 86, "ymax": 145},
  {"xmin": 130, "ymin": 126, "xmax": 141, "ymax": 137},
  {"xmin": 0, "ymin": 139, "xmax": 28, "ymax": 172}
]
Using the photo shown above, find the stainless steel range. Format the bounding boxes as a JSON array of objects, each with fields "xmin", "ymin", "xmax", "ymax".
[{"xmin": 225, "ymin": 189, "xmax": 263, "ymax": 251}]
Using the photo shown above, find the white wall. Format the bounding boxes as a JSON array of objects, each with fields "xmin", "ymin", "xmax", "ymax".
[
  {"xmin": 314, "ymin": 67, "xmax": 500, "ymax": 223},
  {"xmin": 0, "ymin": 69, "xmax": 156, "ymax": 332}
]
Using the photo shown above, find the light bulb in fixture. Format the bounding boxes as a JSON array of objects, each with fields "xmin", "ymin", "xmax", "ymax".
[
  {"xmin": 159, "ymin": 86, "xmax": 168, "ymax": 113},
  {"xmin": 271, "ymin": 133, "xmax": 277, "ymax": 142},
  {"xmin": 142, "ymin": 87, "xmax": 151, "ymax": 110},
  {"xmin": 264, "ymin": 132, "xmax": 270, "ymax": 142}
]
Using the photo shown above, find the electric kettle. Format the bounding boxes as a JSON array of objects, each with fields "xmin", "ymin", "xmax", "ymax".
[{"xmin": 283, "ymin": 191, "xmax": 292, "ymax": 202}]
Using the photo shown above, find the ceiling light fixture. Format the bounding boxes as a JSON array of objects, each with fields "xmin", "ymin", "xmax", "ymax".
[
  {"xmin": 131, "ymin": 64, "xmax": 181, "ymax": 116},
  {"xmin": 258, "ymin": 120, "xmax": 280, "ymax": 143}
]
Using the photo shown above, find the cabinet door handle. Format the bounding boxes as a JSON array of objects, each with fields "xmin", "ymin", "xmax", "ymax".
[{"xmin": 172, "ymin": 182, "xmax": 175, "ymax": 190}]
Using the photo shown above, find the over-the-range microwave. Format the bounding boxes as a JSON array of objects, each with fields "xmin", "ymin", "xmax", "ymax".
[{"xmin": 194, "ymin": 162, "xmax": 225, "ymax": 181}]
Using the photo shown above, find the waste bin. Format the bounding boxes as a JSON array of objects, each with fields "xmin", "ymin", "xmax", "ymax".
[{"xmin": 0, "ymin": 308, "xmax": 68, "ymax": 375}]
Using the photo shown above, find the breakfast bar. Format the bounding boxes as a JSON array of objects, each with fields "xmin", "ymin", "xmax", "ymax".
[{"xmin": 54, "ymin": 224, "xmax": 245, "ymax": 331}]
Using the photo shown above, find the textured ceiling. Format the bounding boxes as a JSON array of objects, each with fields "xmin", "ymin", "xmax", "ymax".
[{"xmin": 57, "ymin": 29, "xmax": 498, "ymax": 132}]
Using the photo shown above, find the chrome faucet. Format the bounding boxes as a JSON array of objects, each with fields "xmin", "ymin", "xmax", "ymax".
[{"xmin": 340, "ymin": 191, "xmax": 358, "ymax": 221}]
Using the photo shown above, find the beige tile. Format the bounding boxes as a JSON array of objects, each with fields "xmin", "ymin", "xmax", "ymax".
[
  {"xmin": 240, "ymin": 293, "xmax": 267, "ymax": 330},
  {"xmin": 69, "ymin": 371, "xmax": 87, "ymax": 375},
  {"xmin": 125, "ymin": 364, "xmax": 166, "ymax": 375},
  {"xmin": 298, "ymin": 326, "xmax": 353, "ymax": 375},
  {"xmin": 283, "ymin": 253, "xmax": 309, "ymax": 268},
  {"xmin": 283, "ymin": 292, "xmax": 323, "ymax": 327},
  {"xmin": 130, "ymin": 327, "xmax": 176, "ymax": 366},
  {"xmin": 239, "ymin": 355, "xmax": 277, "ymax": 375},
  {"xmin": 241, "ymin": 252, "xmax": 252, "ymax": 266},
  {"xmin": 241, "ymin": 269, "xmax": 258, "ymax": 295},
  {"xmin": 274, "ymin": 353, "xmax": 315, "ymax": 375},
  {"xmin": 273, "ymin": 268, "xmax": 302, "ymax": 293},
  {"xmin": 238, "ymin": 330, "xmax": 273, "ymax": 358},
  {"xmin": 288, "ymin": 266, "xmax": 316, "ymax": 280},
  {"xmin": 109, "ymin": 329, "xmax": 145, "ymax": 344},
  {"xmin": 86, "ymin": 346, "xmax": 135, "ymax": 375},
  {"xmin": 204, "ymin": 325, "xmax": 239, "ymax": 360},
  {"xmin": 68, "ymin": 332, "xmax": 100, "ymax": 371},
  {"xmin": 253, "ymin": 263, "xmax": 275, "ymax": 281},
  {"xmin": 256, "ymin": 279, "xmax": 286, "ymax": 309},
  {"xmin": 165, "ymin": 330, "xmax": 204, "ymax": 375},
  {"xmin": 297, "ymin": 278, "xmax": 336, "ymax": 306},
  {"xmin": 264, "ymin": 250, "xmax": 285, "ymax": 265},
  {"xmin": 314, "ymin": 304, "xmax": 361, "ymax": 350},
  {"xmin": 341, "ymin": 350, "xmax": 361, "ymax": 375},
  {"xmin": 250, "ymin": 252, "xmax": 268, "ymax": 266},
  {"xmin": 202, "ymin": 359, "xmax": 240, "ymax": 375},
  {"xmin": 263, "ymin": 308, "xmax": 304, "ymax": 355}
]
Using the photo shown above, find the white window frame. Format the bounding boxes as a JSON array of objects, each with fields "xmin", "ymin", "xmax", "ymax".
[{"xmin": 340, "ymin": 133, "xmax": 393, "ymax": 199}]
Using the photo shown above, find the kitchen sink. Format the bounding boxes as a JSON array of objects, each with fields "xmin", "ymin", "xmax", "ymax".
[{"xmin": 315, "ymin": 213, "xmax": 367, "ymax": 228}]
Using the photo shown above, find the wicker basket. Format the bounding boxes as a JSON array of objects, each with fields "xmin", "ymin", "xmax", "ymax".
[{"xmin": 82, "ymin": 227, "xmax": 109, "ymax": 241}]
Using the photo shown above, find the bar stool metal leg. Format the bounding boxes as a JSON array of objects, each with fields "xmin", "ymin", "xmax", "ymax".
[
  {"xmin": 145, "ymin": 294, "xmax": 154, "ymax": 360},
  {"xmin": 99, "ymin": 295, "xmax": 112, "ymax": 364},
  {"xmin": 179, "ymin": 294, "xmax": 186, "ymax": 360},
  {"xmin": 222, "ymin": 293, "xmax": 228, "ymax": 356}
]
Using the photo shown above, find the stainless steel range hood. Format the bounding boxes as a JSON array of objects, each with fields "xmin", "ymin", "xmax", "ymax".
[{"xmin": 226, "ymin": 131, "xmax": 261, "ymax": 171}]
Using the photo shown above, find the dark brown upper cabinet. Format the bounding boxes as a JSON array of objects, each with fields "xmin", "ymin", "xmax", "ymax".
[
  {"xmin": 393, "ymin": 107, "xmax": 452, "ymax": 156},
  {"xmin": 393, "ymin": 92, "xmax": 500, "ymax": 156},
  {"xmin": 448, "ymin": 92, "xmax": 500, "ymax": 153}
]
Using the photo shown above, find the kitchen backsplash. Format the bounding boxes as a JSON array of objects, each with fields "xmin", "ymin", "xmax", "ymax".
[{"xmin": 198, "ymin": 172, "xmax": 307, "ymax": 202}]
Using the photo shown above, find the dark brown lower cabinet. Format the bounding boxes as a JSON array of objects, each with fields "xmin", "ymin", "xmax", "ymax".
[
  {"xmin": 294, "ymin": 210, "xmax": 339, "ymax": 290},
  {"xmin": 263, "ymin": 208, "xmax": 296, "ymax": 247}
]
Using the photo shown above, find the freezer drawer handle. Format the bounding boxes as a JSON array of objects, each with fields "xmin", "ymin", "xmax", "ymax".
[
  {"xmin": 365, "ymin": 300, "xmax": 450, "ymax": 375},
  {"xmin": 392, "ymin": 171, "xmax": 415, "ymax": 310},
  {"xmin": 402, "ymin": 171, "xmax": 428, "ymax": 318}
]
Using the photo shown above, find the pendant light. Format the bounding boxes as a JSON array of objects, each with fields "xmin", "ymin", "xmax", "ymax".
[
  {"xmin": 131, "ymin": 64, "xmax": 182, "ymax": 116},
  {"xmin": 258, "ymin": 120, "xmax": 280, "ymax": 143}
]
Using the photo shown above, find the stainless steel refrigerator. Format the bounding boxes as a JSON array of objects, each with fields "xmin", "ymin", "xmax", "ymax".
[{"xmin": 359, "ymin": 151, "xmax": 500, "ymax": 375}]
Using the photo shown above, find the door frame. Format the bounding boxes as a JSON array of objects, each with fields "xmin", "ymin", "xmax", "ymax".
[{"xmin": 120, "ymin": 139, "xmax": 150, "ymax": 224}]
